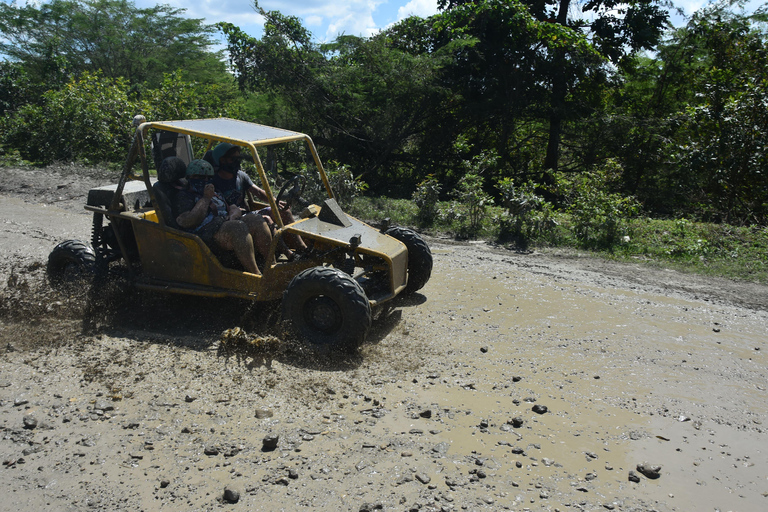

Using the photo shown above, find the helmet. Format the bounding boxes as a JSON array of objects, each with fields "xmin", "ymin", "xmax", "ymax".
[
  {"xmin": 157, "ymin": 157, "xmax": 187, "ymax": 183},
  {"xmin": 186, "ymin": 159, "xmax": 214, "ymax": 177},
  {"xmin": 212, "ymin": 142, "xmax": 239, "ymax": 166}
]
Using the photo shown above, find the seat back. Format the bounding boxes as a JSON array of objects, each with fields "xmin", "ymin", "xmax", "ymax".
[{"xmin": 152, "ymin": 130, "xmax": 193, "ymax": 170}]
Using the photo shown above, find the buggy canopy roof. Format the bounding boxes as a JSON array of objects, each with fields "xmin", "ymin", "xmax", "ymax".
[{"xmin": 145, "ymin": 118, "xmax": 308, "ymax": 147}]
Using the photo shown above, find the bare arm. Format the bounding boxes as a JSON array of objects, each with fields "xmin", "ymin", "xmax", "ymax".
[{"xmin": 176, "ymin": 184, "xmax": 214, "ymax": 229}]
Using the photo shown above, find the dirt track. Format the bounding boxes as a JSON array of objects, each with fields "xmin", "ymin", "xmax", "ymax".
[{"xmin": 1, "ymin": 165, "xmax": 767, "ymax": 512}]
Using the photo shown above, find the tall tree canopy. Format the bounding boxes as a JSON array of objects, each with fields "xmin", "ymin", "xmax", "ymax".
[
  {"xmin": 439, "ymin": 0, "xmax": 669, "ymax": 173},
  {"xmin": 0, "ymin": 0, "xmax": 225, "ymax": 91}
]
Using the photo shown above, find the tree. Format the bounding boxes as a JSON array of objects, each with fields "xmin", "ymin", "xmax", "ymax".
[
  {"xmin": 0, "ymin": 0, "xmax": 225, "ymax": 92},
  {"xmin": 220, "ymin": 4, "xmax": 457, "ymax": 193},
  {"xmin": 439, "ymin": 0, "xmax": 668, "ymax": 174}
]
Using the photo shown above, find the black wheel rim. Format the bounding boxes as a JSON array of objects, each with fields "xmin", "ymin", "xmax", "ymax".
[{"xmin": 303, "ymin": 295, "xmax": 342, "ymax": 335}]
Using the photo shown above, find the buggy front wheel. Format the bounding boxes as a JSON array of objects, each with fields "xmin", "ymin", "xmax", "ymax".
[
  {"xmin": 282, "ymin": 266, "xmax": 371, "ymax": 351},
  {"xmin": 384, "ymin": 227, "xmax": 432, "ymax": 294}
]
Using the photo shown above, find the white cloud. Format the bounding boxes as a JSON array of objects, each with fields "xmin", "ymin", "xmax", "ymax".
[{"xmin": 396, "ymin": 0, "xmax": 439, "ymax": 21}]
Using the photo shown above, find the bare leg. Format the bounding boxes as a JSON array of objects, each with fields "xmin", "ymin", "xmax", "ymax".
[
  {"xmin": 272, "ymin": 207, "xmax": 307, "ymax": 251},
  {"xmin": 214, "ymin": 220, "xmax": 261, "ymax": 275},
  {"xmin": 241, "ymin": 214, "xmax": 275, "ymax": 266}
]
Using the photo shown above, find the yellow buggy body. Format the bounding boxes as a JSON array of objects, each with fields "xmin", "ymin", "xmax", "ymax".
[{"xmin": 52, "ymin": 117, "xmax": 432, "ymax": 349}]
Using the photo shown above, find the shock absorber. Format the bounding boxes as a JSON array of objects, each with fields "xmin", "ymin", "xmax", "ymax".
[{"xmin": 91, "ymin": 212, "xmax": 104, "ymax": 252}]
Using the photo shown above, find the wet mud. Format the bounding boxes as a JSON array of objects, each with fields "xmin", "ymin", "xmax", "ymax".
[{"xmin": 1, "ymin": 165, "xmax": 767, "ymax": 511}]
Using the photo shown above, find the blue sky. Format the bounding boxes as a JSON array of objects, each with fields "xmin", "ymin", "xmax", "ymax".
[
  {"xmin": 139, "ymin": 0, "xmax": 726, "ymax": 45},
  {"xmin": 148, "ymin": 0, "xmax": 441, "ymax": 44},
  {"xmin": 4, "ymin": 1, "xmax": 759, "ymax": 46}
]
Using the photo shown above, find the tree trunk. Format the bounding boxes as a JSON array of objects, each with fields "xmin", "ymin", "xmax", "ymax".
[{"xmin": 543, "ymin": 0, "xmax": 571, "ymax": 176}]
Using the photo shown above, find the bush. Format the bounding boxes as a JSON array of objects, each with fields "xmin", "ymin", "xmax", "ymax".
[
  {"xmin": 412, "ymin": 174, "xmax": 441, "ymax": 227},
  {"xmin": 301, "ymin": 160, "xmax": 367, "ymax": 209},
  {"xmin": 555, "ymin": 159, "xmax": 640, "ymax": 248},
  {"xmin": 495, "ymin": 177, "xmax": 556, "ymax": 243},
  {"xmin": 439, "ymin": 172, "xmax": 494, "ymax": 238},
  {"xmin": 2, "ymin": 72, "xmax": 138, "ymax": 164}
]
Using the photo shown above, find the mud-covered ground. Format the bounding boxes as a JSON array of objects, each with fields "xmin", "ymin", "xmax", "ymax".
[{"xmin": 1, "ymin": 165, "xmax": 767, "ymax": 512}]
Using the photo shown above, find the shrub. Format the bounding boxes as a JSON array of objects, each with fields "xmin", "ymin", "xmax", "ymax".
[
  {"xmin": 440, "ymin": 172, "xmax": 494, "ymax": 238},
  {"xmin": 2, "ymin": 72, "xmax": 138, "ymax": 164},
  {"xmin": 555, "ymin": 159, "xmax": 640, "ymax": 248},
  {"xmin": 301, "ymin": 160, "xmax": 367, "ymax": 209},
  {"xmin": 412, "ymin": 174, "xmax": 442, "ymax": 227},
  {"xmin": 495, "ymin": 177, "xmax": 556, "ymax": 243}
]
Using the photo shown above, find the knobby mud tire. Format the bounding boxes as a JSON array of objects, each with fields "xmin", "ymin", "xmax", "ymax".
[
  {"xmin": 385, "ymin": 227, "xmax": 433, "ymax": 294},
  {"xmin": 282, "ymin": 266, "xmax": 371, "ymax": 351},
  {"xmin": 47, "ymin": 239, "xmax": 96, "ymax": 289}
]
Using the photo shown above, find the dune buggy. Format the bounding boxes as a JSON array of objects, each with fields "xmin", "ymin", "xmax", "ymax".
[{"xmin": 47, "ymin": 117, "xmax": 432, "ymax": 350}]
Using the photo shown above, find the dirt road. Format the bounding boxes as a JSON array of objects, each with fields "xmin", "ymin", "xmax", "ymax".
[{"xmin": 1, "ymin": 166, "xmax": 767, "ymax": 511}]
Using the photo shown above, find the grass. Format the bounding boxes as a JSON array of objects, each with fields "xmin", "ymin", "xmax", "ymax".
[{"xmin": 349, "ymin": 197, "xmax": 768, "ymax": 285}]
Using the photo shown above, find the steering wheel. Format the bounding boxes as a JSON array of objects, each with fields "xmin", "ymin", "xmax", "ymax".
[{"xmin": 275, "ymin": 175, "xmax": 306, "ymax": 211}]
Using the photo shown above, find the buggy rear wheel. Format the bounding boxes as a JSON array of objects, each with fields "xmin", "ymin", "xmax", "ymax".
[
  {"xmin": 47, "ymin": 240, "xmax": 96, "ymax": 290},
  {"xmin": 384, "ymin": 227, "xmax": 432, "ymax": 294},
  {"xmin": 282, "ymin": 266, "xmax": 371, "ymax": 351}
]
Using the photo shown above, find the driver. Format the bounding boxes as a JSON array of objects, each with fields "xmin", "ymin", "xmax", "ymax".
[{"xmin": 211, "ymin": 142, "xmax": 307, "ymax": 255}]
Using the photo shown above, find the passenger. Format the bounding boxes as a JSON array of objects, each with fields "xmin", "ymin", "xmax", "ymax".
[
  {"xmin": 211, "ymin": 142, "xmax": 308, "ymax": 256},
  {"xmin": 174, "ymin": 159, "xmax": 263, "ymax": 276},
  {"xmin": 153, "ymin": 156, "xmax": 187, "ymax": 229}
]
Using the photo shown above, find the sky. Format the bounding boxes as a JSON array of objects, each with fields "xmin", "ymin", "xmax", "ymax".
[
  {"xmin": 138, "ymin": 0, "xmax": 735, "ymax": 45},
  {"xmin": 149, "ymin": 0, "xmax": 442, "ymax": 44},
  {"xmin": 4, "ymin": 0, "xmax": 761, "ymax": 46}
]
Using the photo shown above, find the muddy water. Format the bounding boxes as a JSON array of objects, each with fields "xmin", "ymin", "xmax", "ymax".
[{"xmin": 399, "ymin": 243, "xmax": 768, "ymax": 511}]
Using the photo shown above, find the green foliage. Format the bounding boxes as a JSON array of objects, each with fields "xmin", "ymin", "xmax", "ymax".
[
  {"xmin": 0, "ymin": 0, "xmax": 223, "ymax": 92},
  {"xmin": 2, "ymin": 72, "xmax": 137, "ymax": 164},
  {"xmin": 296, "ymin": 160, "xmax": 368, "ymax": 209},
  {"xmin": 495, "ymin": 178, "xmax": 556, "ymax": 243},
  {"xmin": 220, "ymin": 10, "xmax": 457, "ymax": 193},
  {"xmin": 0, "ymin": 62, "xmax": 36, "ymax": 117},
  {"xmin": 440, "ymin": 172, "xmax": 494, "ymax": 238},
  {"xmin": 1, "ymin": 71, "xmax": 242, "ymax": 165},
  {"xmin": 324, "ymin": 161, "xmax": 368, "ymax": 209},
  {"xmin": 554, "ymin": 159, "xmax": 641, "ymax": 248},
  {"xmin": 412, "ymin": 175, "xmax": 442, "ymax": 227},
  {"xmin": 347, "ymin": 196, "xmax": 418, "ymax": 227}
]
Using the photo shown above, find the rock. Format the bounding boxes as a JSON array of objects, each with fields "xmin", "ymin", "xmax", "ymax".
[
  {"xmin": 637, "ymin": 462, "xmax": 662, "ymax": 479},
  {"xmin": 416, "ymin": 473, "xmax": 431, "ymax": 484},
  {"xmin": 512, "ymin": 376, "xmax": 522, "ymax": 382},
  {"xmin": 480, "ymin": 346, "xmax": 488, "ymax": 353},
  {"xmin": 184, "ymin": 395, "xmax": 195, "ymax": 403},
  {"xmin": 628, "ymin": 470, "xmax": 641, "ymax": 483},
  {"xmin": 288, "ymin": 468, "xmax": 299, "ymax": 479},
  {"xmin": 359, "ymin": 503, "xmax": 383, "ymax": 512},
  {"xmin": 510, "ymin": 416, "xmax": 525, "ymax": 428},
  {"xmin": 396, "ymin": 474, "xmax": 414, "ymax": 485},
  {"xmin": 22, "ymin": 414, "xmax": 38, "ymax": 429},
  {"xmin": 94, "ymin": 400, "xmax": 113, "ymax": 411},
  {"xmin": 14, "ymin": 397, "xmax": 28, "ymax": 407},
  {"xmin": 160, "ymin": 479, "xmax": 170, "ymax": 488},
  {"xmin": 255, "ymin": 407, "xmax": 273, "ymax": 419},
  {"xmin": 532, "ymin": 404, "xmax": 548, "ymax": 414},
  {"xmin": 262, "ymin": 434, "xmax": 279, "ymax": 451},
  {"xmin": 204, "ymin": 446, "xmax": 219, "ymax": 456},
  {"xmin": 419, "ymin": 409, "xmax": 432, "ymax": 419},
  {"xmin": 223, "ymin": 487, "xmax": 240, "ymax": 503},
  {"xmin": 585, "ymin": 472, "xmax": 597, "ymax": 481}
]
